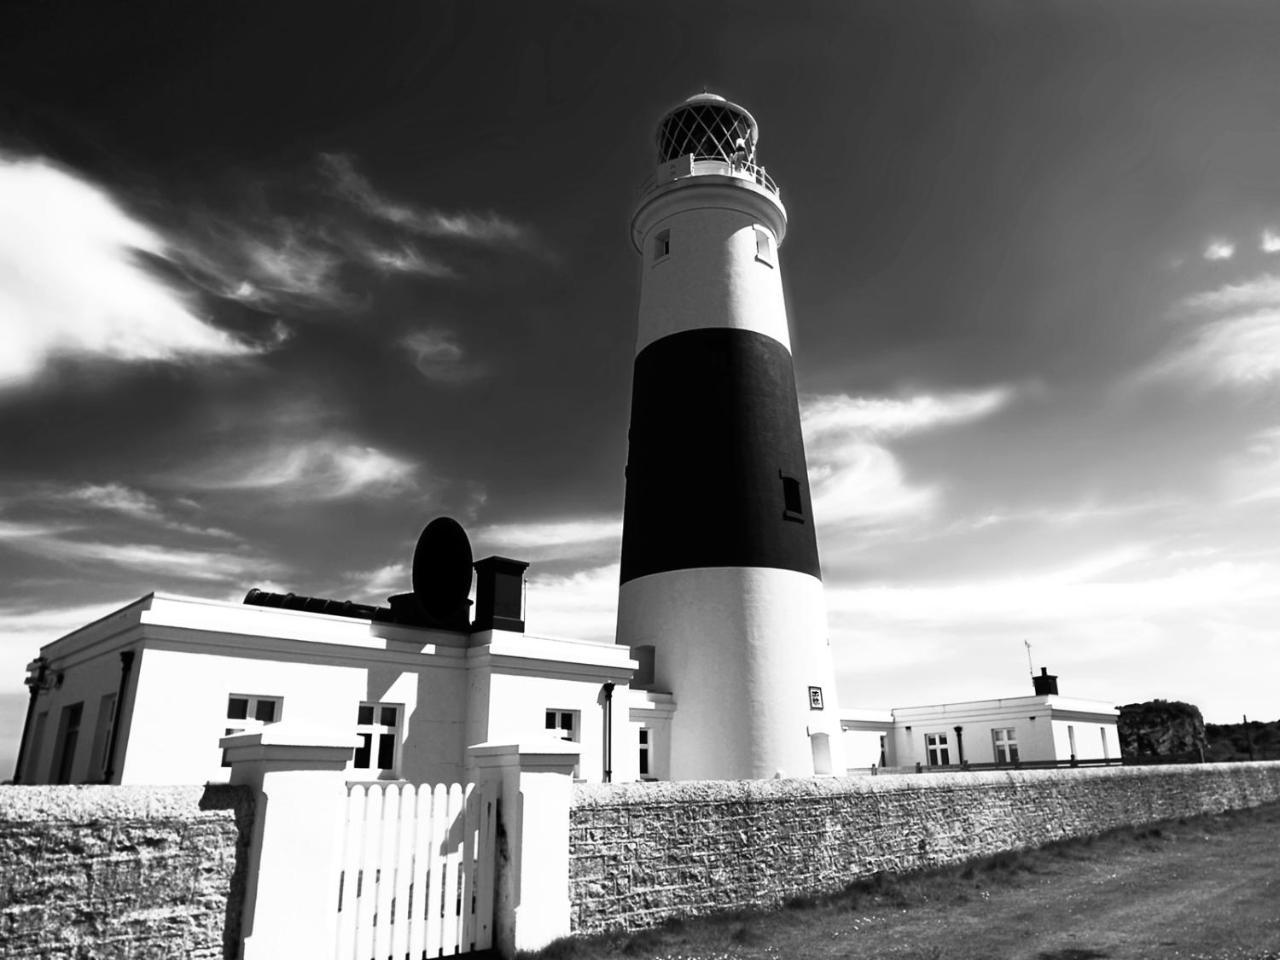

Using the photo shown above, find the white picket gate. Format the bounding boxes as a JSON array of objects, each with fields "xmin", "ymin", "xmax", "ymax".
[{"xmin": 334, "ymin": 781, "xmax": 497, "ymax": 959}]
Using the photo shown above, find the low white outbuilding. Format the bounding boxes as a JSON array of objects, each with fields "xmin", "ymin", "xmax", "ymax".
[{"xmin": 13, "ymin": 558, "xmax": 674, "ymax": 787}]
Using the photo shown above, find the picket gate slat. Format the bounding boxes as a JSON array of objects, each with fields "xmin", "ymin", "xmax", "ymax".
[
  {"xmin": 424, "ymin": 782, "xmax": 448, "ymax": 957},
  {"xmin": 460, "ymin": 784, "xmax": 479, "ymax": 951},
  {"xmin": 473, "ymin": 782, "xmax": 497, "ymax": 950},
  {"xmin": 389, "ymin": 783, "xmax": 417, "ymax": 960},
  {"xmin": 353, "ymin": 784, "xmax": 383, "ymax": 960},
  {"xmin": 334, "ymin": 784, "xmax": 367, "ymax": 960},
  {"xmin": 440, "ymin": 782, "xmax": 465, "ymax": 955},
  {"xmin": 405, "ymin": 784, "xmax": 432, "ymax": 960}
]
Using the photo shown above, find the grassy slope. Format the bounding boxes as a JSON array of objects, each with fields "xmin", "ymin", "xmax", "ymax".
[{"xmin": 529, "ymin": 801, "xmax": 1280, "ymax": 960}]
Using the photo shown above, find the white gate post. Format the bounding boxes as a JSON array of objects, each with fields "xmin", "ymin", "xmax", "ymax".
[
  {"xmin": 468, "ymin": 741, "xmax": 580, "ymax": 958},
  {"xmin": 223, "ymin": 725, "xmax": 359, "ymax": 960}
]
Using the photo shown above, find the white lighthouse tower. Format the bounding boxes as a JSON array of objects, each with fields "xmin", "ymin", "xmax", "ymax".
[{"xmin": 617, "ymin": 93, "xmax": 846, "ymax": 780}]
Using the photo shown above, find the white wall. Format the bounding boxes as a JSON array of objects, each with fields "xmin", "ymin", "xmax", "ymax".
[{"xmin": 618, "ymin": 567, "xmax": 845, "ymax": 781}]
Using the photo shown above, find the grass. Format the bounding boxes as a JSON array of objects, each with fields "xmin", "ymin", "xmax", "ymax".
[{"xmin": 521, "ymin": 801, "xmax": 1280, "ymax": 960}]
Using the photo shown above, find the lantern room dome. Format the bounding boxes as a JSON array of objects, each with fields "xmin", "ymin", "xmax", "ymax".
[{"xmin": 655, "ymin": 92, "xmax": 760, "ymax": 165}]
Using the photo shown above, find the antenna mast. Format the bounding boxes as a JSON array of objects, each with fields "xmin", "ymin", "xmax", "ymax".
[{"xmin": 1024, "ymin": 639, "xmax": 1034, "ymax": 676}]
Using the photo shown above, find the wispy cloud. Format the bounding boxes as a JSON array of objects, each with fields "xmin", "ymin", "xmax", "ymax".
[
  {"xmin": 340, "ymin": 561, "xmax": 408, "ymax": 603},
  {"xmin": 1203, "ymin": 239, "xmax": 1236, "ymax": 261},
  {"xmin": 524, "ymin": 562, "xmax": 619, "ymax": 642},
  {"xmin": 58, "ymin": 483, "xmax": 235, "ymax": 538},
  {"xmin": 473, "ymin": 516, "xmax": 621, "ymax": 561},
  {"xmin": 401, "ymin": 329, "xmax": 487, "ymax": 383},
  {"xmin": 176, "ymin": 438, "xmax": 420, "ymax": 500},
  {"xmin": 1149, "ymin": 275, "xmax": 1280, "ymax": 388},
  {"xmin": 319, "ymin": 153, "xmax": 532, "ymax": 246},
  {"xmin": 0, "ymin": 153, "xmax": 256, "ymax": 388},
  {"xmin": 801, "ymin": 388, "xmax": 1013, "ymax": 528},
  {"xmin": 0, "ymin": 530, "xmax": 281, "ymax": 583}
]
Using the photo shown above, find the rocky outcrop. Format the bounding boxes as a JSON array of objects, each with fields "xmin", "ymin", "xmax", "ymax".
[{"xmin": 1118, "ymin": 699, "xmax": 1207, "ymax": 762}]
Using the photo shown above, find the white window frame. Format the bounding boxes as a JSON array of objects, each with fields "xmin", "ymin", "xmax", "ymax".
[
  {"xmin": 222, "ymin": 694, "xmax": 283, "ymax": 766},
  {"xmin": 925, "ymin": 732, "xmax": 950, "ymax": 766},
  {"xmin": 992, "ymin": 727, "xmax": 1019, "ymax": 764},
  {"xmin": 545, "ymin": 709, "xmax": 580, "ymax": 778},
  {"xmin": 638, "ymin": 727, "xmax": 652, "ymax": 780},
  {"xmin": 353, "ymin": 702, "xmax": 402, "ymax": 776}
]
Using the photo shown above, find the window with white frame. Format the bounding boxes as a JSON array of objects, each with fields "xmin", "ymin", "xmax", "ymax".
[
  {"xmin": 545, "ymin": 709, "xmax": 578, "ymax": 743},
  {"xmin": 992, "ymin": 727, "xmax": 1019, "ymax": 764},
  {"xmin": 638, "ymin": 727, "xmax": 652, "ymax": 779},
  {"xmin": 925, "ymin": 732, "xmax": 950, "ymax": 766},
  {"xmin": 546, "ymin": 709, "xmax": 580, "ymax": 778},
  {"xmin": 222, "ymin": 694, "xmax": 283, "ymax": 767},
  {"xmin": 754, "ymin": 225, "xmax": 775, "ymax": 266},
  {"xmin": 354, "ymin": 703, "xmax": 401, "ymax": 774}
]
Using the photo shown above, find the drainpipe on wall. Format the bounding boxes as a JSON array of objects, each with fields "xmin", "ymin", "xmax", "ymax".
[
  {"xmin": 11, "ymin": 658, "xmax": 48, "ymax": 783},
  {"xmin": 103, "ymin": 650, "xmax": 135, "ymax": 784},
  {"xmin": 954, "ymin": 725, "xmax": 965, "ymax": 766},
  {"xmin": 602, "ymin": 682, "xmax": 615, "ymax": 783}
]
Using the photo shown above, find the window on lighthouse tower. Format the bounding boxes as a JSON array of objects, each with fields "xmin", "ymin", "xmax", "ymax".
[
  {"xmin": 653, "ymin": 229, "xmax": 670, "ymax": 262},
  {"xmin": 754, "ymin": 225, "xmax": 775, "ymax": 266}
]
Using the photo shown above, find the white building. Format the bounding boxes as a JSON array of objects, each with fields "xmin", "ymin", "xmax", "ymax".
[
  {"xmin": 13, "ymin": 553, "xmax": 676, "ymax": 787},
  {"xmin": 841, "ymin": 669, "xmax": 1121, "ymax": 773}
]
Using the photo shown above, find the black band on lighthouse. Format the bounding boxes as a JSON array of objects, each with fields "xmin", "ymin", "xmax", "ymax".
[{"xmin": 619, "ymin": 327, "xmax": 821, "ymax": 584}]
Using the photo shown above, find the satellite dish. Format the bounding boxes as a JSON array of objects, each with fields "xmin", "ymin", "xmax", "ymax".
[{"xmin": 412, "ymin": 517, "xmax": 473, "ymax": 621}]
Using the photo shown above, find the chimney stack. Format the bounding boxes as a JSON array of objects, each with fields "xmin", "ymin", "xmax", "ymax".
[
  {"xmin": 1032, "ymin": 667, "xmax": 1059, "ymax": 696},
  {"xmin": 472, "ymin": 556, "xmax": 529, "ymax": 632}
]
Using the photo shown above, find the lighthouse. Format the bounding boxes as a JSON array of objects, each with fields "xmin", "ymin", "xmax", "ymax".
[{"xmin": 617, "ymin": 93, "xmax": 845, "ymax": 780}]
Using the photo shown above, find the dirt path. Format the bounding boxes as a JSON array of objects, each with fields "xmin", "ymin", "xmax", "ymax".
[{"xmin": 546, "ymin": 803, "xmax": 1280, "ymax": 960}]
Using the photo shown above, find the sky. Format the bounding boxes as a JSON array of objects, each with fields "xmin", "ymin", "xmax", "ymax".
[{"xmin": 2, "ymin": 0, "xmax": 1279, "ymax": 774}]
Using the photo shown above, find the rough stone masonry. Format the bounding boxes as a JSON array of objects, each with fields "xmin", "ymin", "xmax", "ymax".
[
  {"xmin": 570, "ymin": 761, "xmax": 1280, "ymax": 934},
  {"xmin": 0, "ymin": 784, "xmax": 252, "ymax": 959}
]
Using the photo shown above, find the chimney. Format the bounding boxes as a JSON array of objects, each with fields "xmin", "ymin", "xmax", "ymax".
[
  {"xmin": 472, "ymin": 556, "xmax": 529, "ymax": 632},
  {"xmin": 1032, "ymin": 667, "xmax": 1059, "ymax": 696}
]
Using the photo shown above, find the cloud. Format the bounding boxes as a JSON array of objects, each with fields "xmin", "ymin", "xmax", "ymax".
[
  {"xmin": 341, "ymin": 562, "xmax": 408, "ymax": 603},
  {"xmin": 0, "ymin": 531, "xmax": 281, "ymax": 583},
  {"xmin": 1203, "ymin": 239, "xmax": 1235, "ymax": 261},
  {"xmin": 319, "ymin": 153, "xmax": 532, "ymax": 246},
  {"xmin": 1183, "ymin": 274, "xmax": 1280, "ymax": 313},
  {"xmin": 59, "ymin": 483, "xmax": 235, "ymax": 538},
  {"xmin": 473, "ymin": 516, "xmax": 621, "ymax": 561},
  {"xmin": 803, "ymin": 388, "xmax": 1012, "ymax": 442},
  {"xmin": 1146, "ymin": 275, "xmax": 1280, "ymax": 388},
  {"xmin": 1262, "ymin": 230, "xmax": 1280, "ymax": 254},
  {"xmin": 0, "ymin": 153, "xmax": 256, "ymax": 388},
  {"xmin": 524, "ymin": 562, "xmax": 619, "ymax": 642},
  {"xmin": 401, "ymin": 329, "xmax": 487, "ymax": 383},
  {"xmin": 800, "ymin": 388, "xmax": 1013, "ymax": 528},
  {"xmin": 177, "ymin": 438, "xmax": 420, "ymax": 500},
  {"xmin": 0, "ymin": 601, "xmax": 130, "ymax": 680},
  {"xmin": 827, "ymin": 550, "xmax": 1275, "ymax": 628}
]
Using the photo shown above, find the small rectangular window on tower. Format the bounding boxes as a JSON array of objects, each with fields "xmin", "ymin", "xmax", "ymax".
[
  {"xmin": 780, "ymin": 472, "xmax": 804, "ymax": 521},
  {"xmin": 654, "ymin": 229, "xmax": 671, "ymax": 262},
  {"xmin": 754, "ymin": 225, "xmax": 775, "ymax": 266}
]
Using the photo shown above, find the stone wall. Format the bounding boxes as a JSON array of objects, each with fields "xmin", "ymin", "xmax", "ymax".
[
  {"xmin": 0, "ymin": 784, "xmax": 252, "ymax": 959},
  {"xmin": 570, "ymin": 761, "xmax": 1280, "ymax": 934}
]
